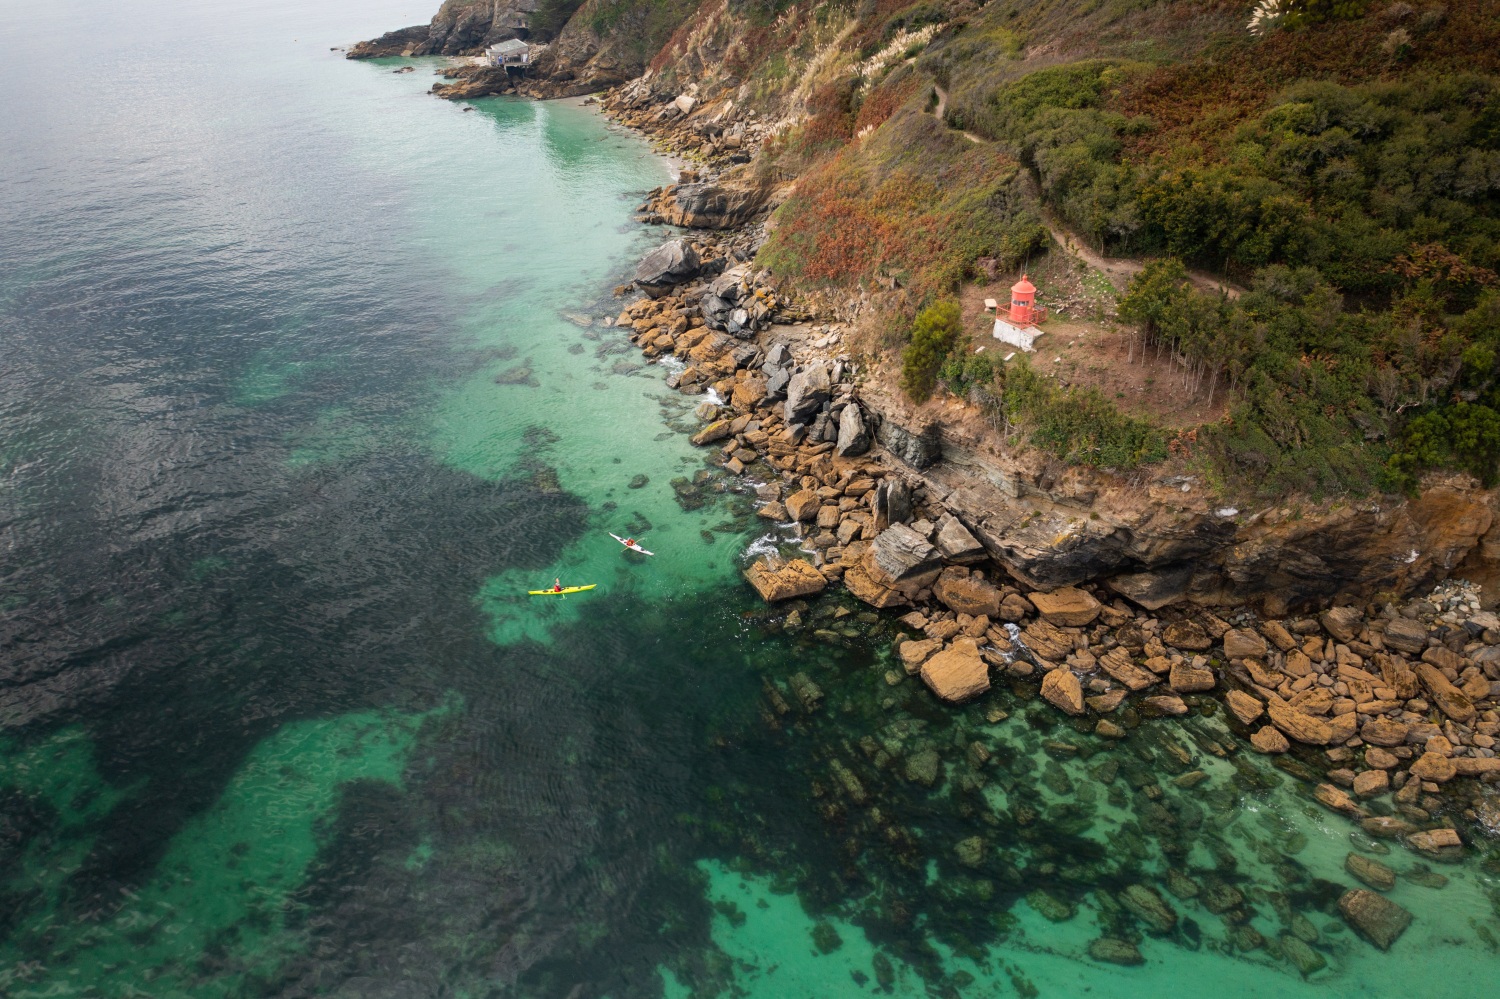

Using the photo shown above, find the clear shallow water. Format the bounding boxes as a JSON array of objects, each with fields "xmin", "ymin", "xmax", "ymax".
[{"xmin": 2, "ymin": 2, "xmax": 1498, "ymax": 996}]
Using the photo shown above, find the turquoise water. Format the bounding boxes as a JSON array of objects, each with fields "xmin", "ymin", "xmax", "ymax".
[{"xmin": 2, "ymin": 1, "xmax": 1498, "ymax": 996}]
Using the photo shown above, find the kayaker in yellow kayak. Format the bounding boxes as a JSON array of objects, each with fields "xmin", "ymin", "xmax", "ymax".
[{"xmin": 553, "ymin": 578, "xmax": 562, "ymax": 593}]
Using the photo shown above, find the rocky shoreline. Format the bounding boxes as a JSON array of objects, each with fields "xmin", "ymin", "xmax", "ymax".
[{"xmin": 582, "ymin": 87, "xmax": 1500, "ymax": 953}]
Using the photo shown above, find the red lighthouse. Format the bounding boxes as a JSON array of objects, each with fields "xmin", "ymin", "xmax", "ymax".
[{"xmin": 1009, "ymin": 274, "xmax": 1046, "ymax": 326}]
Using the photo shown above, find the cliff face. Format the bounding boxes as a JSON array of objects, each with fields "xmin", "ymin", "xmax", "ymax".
[{"xmin": 348, "ymin": 0, "xmax": 576, "ymax": 58}]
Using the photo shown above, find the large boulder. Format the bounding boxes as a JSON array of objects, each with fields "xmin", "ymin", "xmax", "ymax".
[
  {"xmin": 868, "ymin": 524, "xmax": 943, "ymax": 584},
  {"xmin": 1163, "ymin": 619, "xmax": 1213, "ymax": 651},
  {"xmin": 1338, "ymin": 890, "xmax": 1411, "ymax": 950},
  {"xmin": 743, "ymin": 558, "xmax": 827, "ymax": 602},
  {"xmin": 1040, "ymin": 669, "xmax": 1085, "ymax": 715},
  {"xmin": 1345, "ymin": 853, "xmax": 1396, "ymax": 891},
  {"xmin": 783, "ymin": 365, "xmax": 831, "ymax": 425},
  {"xmin": 1225, "ymin": 689, "xmax": 1264, "ymax": 725},
  {"xmin": 920, "ymin": 639, "xmax": 991, "ymax": 703},
  {"xmin": 659, "ymin": 180, "xmax": 772, "ymax": 229},
  {"xmin": 633, "ymin": 238, "xmax": 701, "ymax": 296},
  {"xmin": 933, "ymin": 567, "xmax": 1003, "ymax": 618},
  {"xmin": 843, "ymin": 562, "xmax": 908, "ymax": 609},
  {"xmin": 933, "ymin": 514, "xmax": 986, "ymax": 563},
  {"xmin": 1029, "ymin": 587, "xmax": 1102, "ymax": 627},
  {"xmin": 835, "ymin": 403, "xmax": 871, "ymax": 457}
]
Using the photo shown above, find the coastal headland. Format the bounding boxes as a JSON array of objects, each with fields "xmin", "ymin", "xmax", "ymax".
[{"xmin": 346, "ymin": 0, "xmax": 1500, "ymax": 975}]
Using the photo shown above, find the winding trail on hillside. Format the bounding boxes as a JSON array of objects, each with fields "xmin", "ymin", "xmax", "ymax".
[{"xmin": 929, "ymin": 84, "xmax": 1241, "ymax": 298}]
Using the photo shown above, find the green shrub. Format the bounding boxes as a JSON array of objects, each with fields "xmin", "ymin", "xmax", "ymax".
[{"xmin": 901, "ymin": 299, "xmax": 963, "ymax": 402}]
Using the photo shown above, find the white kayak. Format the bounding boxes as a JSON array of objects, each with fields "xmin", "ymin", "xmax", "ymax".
[{"xmin": 610, "ymin": 533, "xmax": 654, "ymax": 556}]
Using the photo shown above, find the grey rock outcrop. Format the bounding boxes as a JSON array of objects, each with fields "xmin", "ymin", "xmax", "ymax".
[
  {"xmin": 783, "ymin": 365, "xmax": 830, "ymax": 425},
  {"xmin": 869, "ymin": 524, "xmax": 943, "ymax": 583},
  {"xmin": 836, "ymin": 403, "xmax": 871, "ymax": 457},
  {"xmin": 871, "ymin": 479, "xmax": 911, "ymax": 532},
  {"xmin": 878, "ymin": 418, "xmax": 942, "ymax": 469},
  {"xmin": 634, "ymin": 239, "xmax": 701, "ymax": 296},
  {"xmin": 659, "ymin": 181, "xmax": 773, "ymax": 229}
]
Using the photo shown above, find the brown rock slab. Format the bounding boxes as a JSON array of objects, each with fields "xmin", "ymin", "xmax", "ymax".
[
  {"xmin": 1040, "ymin": 669, "xmax": 1085, "ymax": 716},
  {"xmin": 1225, "ymin": 689, "xmax": 1264, "ymax": 725},
  {"xmin": 997, "ymin": 592, "xmax": 1033, "ymax": 622},
  {"xmin": 1022, "ymin": 619, "xmax": 1075, "ymax": 661},
  {"xmin": 1313, "ymin": 783, "xmax": 1368, "ymax": 818},
  {"xmin": 784, "ymin": 489, "xmax": 821, "ymax": 522},
  {"xmin": 1405, "ymin": 828, "xmax": 1462, "ymax": 860},
  {"xmin": 1409, "ymin": 751, "xmax": 1457, "ymax": 783},
  {"xmin": 1352, "ymin": 769, "xmax": 1390, "ymax": 797},
  {"xmin": 1362, "ymin": 816, "xmax": 1419, "ymax": 838},
  {"xmin": 1169, "ymin": 660, "xmax": 1215, "ymax": 693},
  {"xmin": 1360, "ymin": 717, "xmax": 1409, "ymax": 747},
  {"xmin": 1222, "ymin": 628, "xmax": 1268, "ymax": 660},
  {"xmin": 933, "ymin": 567, "xmax": 1002, "ymax": 618},
  {"xmin": 842, "ymin": 563, "xmax": 907, "ymax": 609},
  {"xmin": 743, "ymin": 558, "xmax": 827, "ymax": 602},
  {"xmin": 1382, "ymin": 617, "xmax": 1429, "ymax": 655},
  {"xmin": 1261, "ymin": 620, "xmax": 1298, "ymax": 652},
  {"xmin": 1143, "ymin": 694, "xmax": 1188, "ymax": 715},
  {"xmin": 1086, "ymin": 689, "xmax": 1128, "ymax": 713},
  {"xmin": 1029, "ymin": 587, "xmax": 1102, "ymax": 627},
  {"xmin": 1339, "ymin": 889, "xmax": 1412, "ymax": 950},
  {"xmin": 1098, "ymin": 648, "xmax": 1156, "ymax": 691},
  {"xmin": 1321, "ymin": 606, "xmax": 1364, "ymax": 644},
  {"xmin": 920, "ymin": 639, "xmax": 991, "ymax": 704},
  {"xmin": 898, "ymin": 639, "xmax": 941, "ymax": 673},
  {"xmin": 1345, "ymin": 853, "xmax": 1396, "ymax": 891},
  {"xmin": 1163, "ymin": 619, "xmax": 1213, "ymax": 651},
  {"xmin": 1251, "ymin": 725, "xmax": 1290, "ymax": 753},
  {"xmin": 1415, "ymin": 662, "xmax": 1476, "ymax": 723},
  {"xmin": 690, "ymin": 419, "xmax": 734, "ymax": 446},
  {"xmin": 1453, "ymin": 757, "xmax": 1500, "ymax": 776},
  {"xmin": 1267, "ymin": 700, "xmax": 1334, "ymax": 745}
]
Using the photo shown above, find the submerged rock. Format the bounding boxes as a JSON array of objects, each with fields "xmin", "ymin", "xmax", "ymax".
[
  {"xmin": 1339, "ymin": 889, "xmax": 1412, "ymax": 950},
  {"xmin": 1118, "ymin": 884, "xmax": 1177, "ymax": 933},
  {"xmin": 1280, "ymin": 934, "xmax": 1327, "ymax": 976},
  {"xmin": 1088, "ymin": 937, "xmax": 1144, "ymax": 966},
  {"xmin": 904, "ymin": 747, "xmax": 942, "ymax": 787},
  {"xmin": 1345, "ymin": 852, "xmax": 1396, "ymax": 891},
  {"xmin": 1026, "ymin": 889, "xmax": 1077, "ymax": 922}
]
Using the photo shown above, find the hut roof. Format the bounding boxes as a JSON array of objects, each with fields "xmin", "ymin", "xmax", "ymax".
[{"xmin": 488, "ymin": 39, "xmax": 530, "ymax": 57}]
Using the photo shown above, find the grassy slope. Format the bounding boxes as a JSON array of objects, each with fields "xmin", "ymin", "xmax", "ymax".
[{"xmin": 740, "ymin": 0, "xmax": 1500, "ymax": 499}]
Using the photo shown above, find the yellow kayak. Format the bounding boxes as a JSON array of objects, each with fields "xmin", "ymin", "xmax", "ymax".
[{"xmin": 527, "ymin": 584, "xmax": 598, "ymax": 596}]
